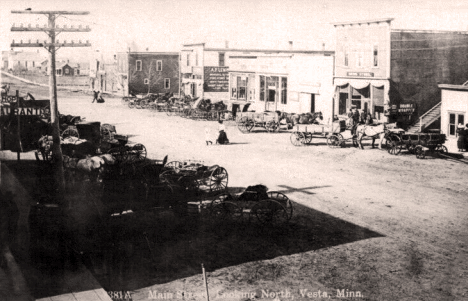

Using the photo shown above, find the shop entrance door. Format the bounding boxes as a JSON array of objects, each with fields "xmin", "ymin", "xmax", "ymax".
[
  {"xmin": 310, "ymin": 94, "xmax": 316, "ymax": 113},
  {"xmin": 339, "ymin": 93, "xmax": 347, "ymax": 115},
  {"xmin": 191, "ymin": 83, "xmax": 196, "ymax": 97},
  {"xmin": 266, "ymin": 89, "xmax": 276, "ymax": 111}
]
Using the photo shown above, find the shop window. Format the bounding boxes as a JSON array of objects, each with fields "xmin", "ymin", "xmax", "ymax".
[
  {"xmin": 164, "ymin": 78, "xmax": 170, "ymax": 89},
  {"xmin": 231, "ymin": 75, "xmax": 248, "ymax": 100},
  {"xmin": 157, "ymin": 60, "xmax": 162, "ymax": 71},
  {"xmin": 449, "ymin": 113, "xmax": 465, "ymax": 136},
  {"xmin": 260, "ymin": 75, "xmax": 265, "ymax": 101},
  {"xmin": 373, "ymin": 44, "xmax": 379, "ymax": 67},
  {"xmin": 219, "ymin": 53, "xmax": 225, "ymax": 67},
  {"xmin": 195, "ymin": 53, "xmax": 198, "ymax": 66},
  {"xmin": 56, "ymin": 69, "xmax": 61, "ymax": 76},
  {"xmin": 281, "ymin": 77, "xmax": 287, "ymax": 104},
  {"xmin": 136, "ymin": 60, "xmax": 142, "ymax": 71}
]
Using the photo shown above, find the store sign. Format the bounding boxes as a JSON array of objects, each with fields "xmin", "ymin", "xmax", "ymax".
[
  {"xmin": 0, "ymin": 98, "xmax": 49, "ymax": 116},
  {"xmin": 347, "ymin": 72, "xmax": 374, "ymax": 77},
  {"xmin": 204, "ymin": 66, "xmax": 229, "ymax": 92}
]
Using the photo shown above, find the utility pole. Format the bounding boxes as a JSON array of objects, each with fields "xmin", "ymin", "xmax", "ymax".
[{"xmin": 11, "ymin": 10, "xmax": 91, "ymax": 205}]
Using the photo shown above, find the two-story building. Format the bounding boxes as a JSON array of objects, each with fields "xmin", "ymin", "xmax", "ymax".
[
  {"xmin": 117, "ymin": 52, "xmax": 179, "ymax": 96},
  {"xmin": 181, "ymin": 43, "xmax": 335, "ymax": 120},
  {"xmin": 332, "ymin": 18, "xmax": 468, "ymax": 129}
]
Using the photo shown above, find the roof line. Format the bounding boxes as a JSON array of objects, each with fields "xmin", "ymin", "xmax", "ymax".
[
  {"xmin": 331, "ymin": 18, "xmax": 394, "ymax": 26},
  {"xmin": 392, "ymin": 29, "xmax": 468, "ymax": 34},
  {"xmin": 204, "ymin": 48, "xmax": 334, "ymax": 54}
]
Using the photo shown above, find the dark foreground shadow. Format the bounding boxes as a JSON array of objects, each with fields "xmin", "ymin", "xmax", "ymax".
[{"xmin": 2, "ymin": 160, "xmax": 383, "ymax": 297}]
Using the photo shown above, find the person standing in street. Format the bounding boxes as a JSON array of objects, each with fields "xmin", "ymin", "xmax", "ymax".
[
  {"xmin": 92, "ymin": 90, "xmax": 99, "ymax": 103},
  {"xmin": 456, "ymin": 123, "xmax": 466, "ymax": 152}
]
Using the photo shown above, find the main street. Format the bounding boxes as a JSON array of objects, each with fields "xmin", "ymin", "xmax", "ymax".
[
  {"xmin": 2, "ymin": 78, "xmax": 468, "ymax": 299},
  {"xmin": 53, "ymin": 91, "xmax": 468, "ymax": 299}
]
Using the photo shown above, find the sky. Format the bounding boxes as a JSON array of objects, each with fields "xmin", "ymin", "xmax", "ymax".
[{"xmin": 1, "ymin": 0, "xmax": 468, "ymax": 61}]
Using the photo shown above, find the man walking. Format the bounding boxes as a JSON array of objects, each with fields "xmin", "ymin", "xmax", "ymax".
[{"xmin": 92, "ymin": 90, "xmax": 99, "ymax": 103}]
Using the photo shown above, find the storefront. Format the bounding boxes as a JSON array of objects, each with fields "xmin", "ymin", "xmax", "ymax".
[{"xmin": 333, "ymin": 78, "xmax": 389, "ymax": 122}]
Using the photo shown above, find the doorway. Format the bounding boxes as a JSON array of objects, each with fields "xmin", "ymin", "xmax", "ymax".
[
  {"xmin": 266, "ymin": 89, "xmax": 276, "ymax": 111},
  {"xmin": 310, "ymin": 94, "xmax": 316, "ymax": 113},
  {"xmin": 191, "ymin": 83, "xmax": 196, "ymax": 97}
]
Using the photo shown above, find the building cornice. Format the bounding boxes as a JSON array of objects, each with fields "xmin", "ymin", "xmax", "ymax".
[{"xmin": 331, "ymin": 18, "xmax": 394, "ymax": 27}]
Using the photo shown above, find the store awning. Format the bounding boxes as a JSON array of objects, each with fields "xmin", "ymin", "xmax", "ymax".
[{"xmin": 334, "ymin": 78, "xmax": 388, "ymax": 90}]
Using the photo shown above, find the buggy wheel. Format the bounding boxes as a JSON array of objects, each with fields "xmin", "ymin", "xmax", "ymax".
[
  {"xmin": 140, "ymin": 99, "xmax": 148, "ymax": 109},
  {"xmin": 210, "ymin": 201, "xmax": 242, "ymax": 220},
  {"xmin": 267, "ymin": 191, "xmax": 293, "ymax": 220},
  {"xmin": 237, "ymin": 117, "xmax": 254, "ymax": 133},
  {"xmin": 415, "ymin": 146, "xmax": 425, "ymax": 159},
  {"xmin": 290, "ymin": 132, "xmax": 305, "ymax": 146},
  {"xmin": 387, "ymin": 140, "xmax": 402, "ymax": 155},
  {"xmin": 252, "ymin": 199, "xmax": 288, "ymax": 225},
  {"xmin": 208, "ymin": 167, "xmax": 228, "ymax": 192},
  {"xmin": 128, "ymin": 101, "xmax": 135, "ymax": 109},
  {"xmin": 107, "ymin": 147, "xmax": 128, "ymax": 163},
  {"xmin": 164, "ymin": 161, "xmax": 183, "ymax": 173},
  {"xmin": 159, "ymin": 170, "xmax": 177, "ymax": 186},
  {"xmin": 100, "ymin": 127, "xmax": 112, "ymax": 142},
  {"xmin": 61, "ymin": 127, "xmax": 79, "ymax": 139},
  {"xmin": 265, "ymin": 120, "xmax": 279, "ymax": 133},
  {"xmin": 131, "ymin": 144, "xmax": 147, "ymax": 161},
  {"xmin": 327, "ymin": 135, "xmax": 341, "ymax": 148},
  {"xmin": 435, "ymin": 144, "xmax": 448, "ymax": 155}
]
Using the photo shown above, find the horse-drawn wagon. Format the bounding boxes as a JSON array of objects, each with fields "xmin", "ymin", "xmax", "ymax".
[
  {"xmin": 236, "ymin": 109, "xmax": 281, "ymax": 133},
  {"xmin": 387, "ymin": 132, "xmax": 447, "ymax": 159},
  {"xmin": 289, "ymin": 119, "xmax": 347, "ymax": 147}
]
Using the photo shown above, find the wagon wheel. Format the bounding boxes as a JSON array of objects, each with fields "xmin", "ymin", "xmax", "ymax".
[
  {"xmin": 107, "ymin": 146, "xmax": 128, "ymax": 163},
  {"xmin": 61, "ymin": 127, "xmax": 79, "ymax": 139},
  {"xmin": 159, "ymin": 170, "xmax": 178, "ymax": 186},
  {"xmin": 435, "ymin": 144, "xmax": 448, "ymax": 155},
  {"xmin": 385, "ymin": 135, "xmax": 401, "ymax": 154},
  {"xmin": 251, "ymin": 199, "xmax": 288, "ymax": 225},
  {"xmin": 210, "ymin": 194, "xmax": 242, "ymax": 220},
  {"xmin": 415, "ymin": 145, "xmax": 425, "ymax": 159},
  {"xmin": 387, "ymin": 140, "xmax": 402, "ymax": 155},
  {"xmin": 327, "ymin": 135, "xmax": 341, "ymax": 148},
  {"xmin": 140, "ymin": 99, "xmax": 148, "ymax": 109},
  {"xmin": 304, "ymin": 132, "xmax": 313, "ymax": 144},
  {"xmin": 265, "ymin": 120, "xmax": 279, "ymax": 133},
  {"xmin": 164, "ymin": 161, "xmax": 183, "ymax": 172},
  {"xmin": 237, "ymin": 117, "xmax": 254, "ymax": 133},
  {"xmin": 100, "ymin": 126, "xmax": 113, "ymax": 142},
  {"xmin": 131, "ymin": 144, "xmax": 147, "ymax": 161},
  {"xmin": 267, "ymin": 191, "xmax": 293, "ymax": 220},
  {"xmin": 290, "ymin": 132, "xmax": 306, "ymax": 146},
  {"xmin": 208, "ymin": 167, "xmax": 228, "ymax": 192},
  {"xmin": 128, "ymin": 101, "xmax": 135, "ymax": 109}
]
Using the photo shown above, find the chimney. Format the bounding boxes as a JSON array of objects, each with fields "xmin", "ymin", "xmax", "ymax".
[
  {"xmin": 146, "ymin": 47, "xmax": 149, "ymax": 51},
  {"xmin": 225, "ymin": 40, "xmax": 229, "ymax": 48},
  {"xmin": 289, "ymin": 41, "xmax": 293, "ymax": 50},
  {"xmin": 322, "ymin": 43, "xmax": 326, "ymax": 51}
]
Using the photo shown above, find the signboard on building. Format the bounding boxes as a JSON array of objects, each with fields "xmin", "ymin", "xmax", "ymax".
[
  {"xmin": 204, "ymin": 66, "xmax": 229, "ymax": 92},
  {"xmin": 347, "ymin": 72, "xmax": 374, "ymax": 77}
]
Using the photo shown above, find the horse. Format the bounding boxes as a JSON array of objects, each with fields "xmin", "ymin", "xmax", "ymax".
[{"xmin": 354, "ymin": 123, "xmax": 388, "ymax": 149}]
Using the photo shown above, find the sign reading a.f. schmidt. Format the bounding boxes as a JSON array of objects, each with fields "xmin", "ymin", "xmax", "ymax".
[{"xmin": 204, "ymin": 66, "xmax": 229, "ymax": 92}]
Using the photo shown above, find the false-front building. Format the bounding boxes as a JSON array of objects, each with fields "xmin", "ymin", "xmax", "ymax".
[{"xmin": 333, "ymin": 18, "xmax": 468, "ymax": 129}]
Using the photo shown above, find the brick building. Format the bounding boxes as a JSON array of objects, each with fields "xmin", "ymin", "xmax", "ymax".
[{"xmin": 117, "ymin": 52, "xmax": 179, "ymax": 96}]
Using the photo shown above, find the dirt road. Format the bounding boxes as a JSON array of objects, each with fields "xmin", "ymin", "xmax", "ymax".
[{"xmin": 4, "ymin": 80, "xmax": 468, "ymax": 300}]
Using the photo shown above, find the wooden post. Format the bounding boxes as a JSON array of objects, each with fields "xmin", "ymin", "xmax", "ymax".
[
  {"xmin": 202, "ymin": 263, "xmax": 210, "ymax": 301},
  {"xmin": 16, "ymin": 90, "xmax": 22, "ymax": 161}
]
